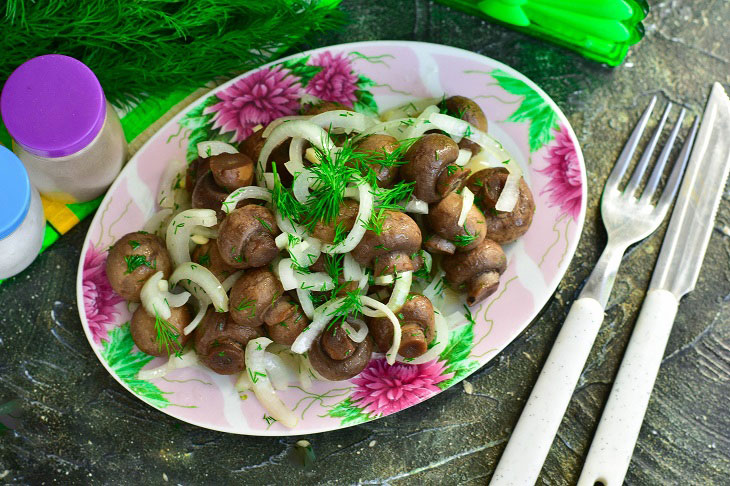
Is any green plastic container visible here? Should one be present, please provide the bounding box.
[437,0,649,66]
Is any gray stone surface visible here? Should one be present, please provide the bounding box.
[0,0,728,484]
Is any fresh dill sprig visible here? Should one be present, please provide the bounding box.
[326,288,364,329]
[271,162,305,227]
[453,224,479,247]
[373,180,415,212]
[124,254,155,274]
[154,309,182,358]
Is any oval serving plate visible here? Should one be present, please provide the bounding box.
[76,41,586,436]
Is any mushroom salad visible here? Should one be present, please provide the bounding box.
[104,96,535,428]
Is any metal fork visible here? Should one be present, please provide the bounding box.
[489,97,699,486]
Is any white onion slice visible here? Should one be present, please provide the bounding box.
[455,149,472,166]
[395,309,448,365]
[386,271,413,313]
[261,116,311,138]
[351,118,421,143]
[423,270,446,303]
[374,274,394,285]
[458,187,475,227]
[169,263,228,313]
[495,172,520,212]
[343,253,364,282]
[287,138,307,175]
[221,270,243,291]
[245,337,297,428]
[343,317,369,343]
[278,258,298,290]
[140,271,191,320]
[138,348,199,380]
[297,354,314,391]
[264,353,290,391]
[405,198,428,214]
[157,158,187,209]
[428,113,508,157]
[235,371,253,391]
[292,168,315,204]
[184,302,208,336]
[166,209,217,266]
[197,141,238,158]
[321,178,373,254]
[380,98,441,121]
[220,185,272,214]
[278,258,334,292]
[290,298,344,354]
[309,110,377,134]
[420,250,433,274]
[191,225,218,240]
[143,208,173,238]
[258,121,335,183]
[361,296,401,365]
[297,288,315,320]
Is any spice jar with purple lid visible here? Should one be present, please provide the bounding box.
[1,54,127,203]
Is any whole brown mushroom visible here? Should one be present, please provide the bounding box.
[209,152,255,191]
[440,96,488,154]
[352,134,400,187]
[186,156,210,194]
[191,241,236,282]
[238,129,292,186]
[367,293,435,359]
[351,210,422,276]
[443,238,507,306]
[130,305,192,357]
[194,308,262,375]
[217,204,279,269]
[106,232,172,302]
[402,134,470,203]
[427,192,487,253]
[467,168,535,244]
[300,101,353,115]
[310,200,359,244]
[191,171,230,221]
[308,326,374,381]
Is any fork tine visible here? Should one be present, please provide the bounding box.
[625,103,673,197]
[638,107,687,204]
[655,116,700,213]
[604,96,657,192]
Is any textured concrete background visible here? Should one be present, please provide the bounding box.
[0,0,729,484]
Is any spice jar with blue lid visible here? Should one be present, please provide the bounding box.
[0,145,45,279]
[1,54,127,203]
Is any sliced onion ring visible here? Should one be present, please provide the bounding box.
[361,296,401,365]
[342,317,369,343]
[166,209,217,266]
[290,298,344,354]
[405,198,428,214]
[455,149,472,166]
[197,141,238,158]
[457,187,475,227]
[140,271,191,320]
[221,186,272,214]
[321,178,373,254]
[138,348,199,380]
[169,262,228,313]
[245,337,298,428]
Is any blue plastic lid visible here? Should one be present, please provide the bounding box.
[0,145,32,239]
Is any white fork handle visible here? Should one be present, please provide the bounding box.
[577,289,679,486]
[490,297,605,486]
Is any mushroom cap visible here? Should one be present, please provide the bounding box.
[217,204,280,269]
[209,152,255,191]
[351,210,422,272]
[367,293,435,358]
[443,238,507,305]
[352,134,400,188]
[186,156,210,195]
[428,192,486,252]
[191,171,231,221]
[441,96,488,153]
[300,101,352,115]
[238,129,292,185]
[402,134,460,203]
[310,199,359,244]
[194,308,262,375]
[229,267,286,327]
[467,168,535,244]
[308,332,374,381]
[130,305,191,357]
[423,234,456,255]
[106,232,172,302]
[321,324,356,361]
[265,303,309,346]
[191,241,236,283]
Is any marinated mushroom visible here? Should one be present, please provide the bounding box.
[217,204,280,268]
[439,96,488,154]
[300,101,353,115]
[209,152,255,191]
[191,171,230,221]
[423,234,456,255]
[191,241,236,282]
[266,303,309,346]
[352,134,400,187]
[238,129,292,185]
[308,327,374,381]
[351,210,422,276]
[402,134,470,203]
[106,232,173,301]
[367,293,435,358]
[229,268,290,327]
[185,156,210,194]
[310,200,359,244]
[194,308,262,374]
[443,238,507,306]
[427,192,486,253]
[467,168,535,244]
[130,305,191,357]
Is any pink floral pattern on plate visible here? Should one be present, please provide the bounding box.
[77,41,586,436]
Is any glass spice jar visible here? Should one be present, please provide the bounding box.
[0,54,127,203]
[0,146,45,279]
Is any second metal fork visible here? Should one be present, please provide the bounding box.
[489,97,699,486]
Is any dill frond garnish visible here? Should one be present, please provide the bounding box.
[124,254,155,274]
[154,308,182,358]
[453,224,479,247]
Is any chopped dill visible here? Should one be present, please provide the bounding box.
[235,297,256,316]
[198,252,211,266]
[326,288,364,329]
[255,216,273,233]
[154,308,182,358]
[446,165,459,176]
[124,254,154,274]
[453,225,479,247]
[271,162,304,227]
[128,240,140,250]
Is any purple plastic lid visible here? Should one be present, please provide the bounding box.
[1,54,107,158]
